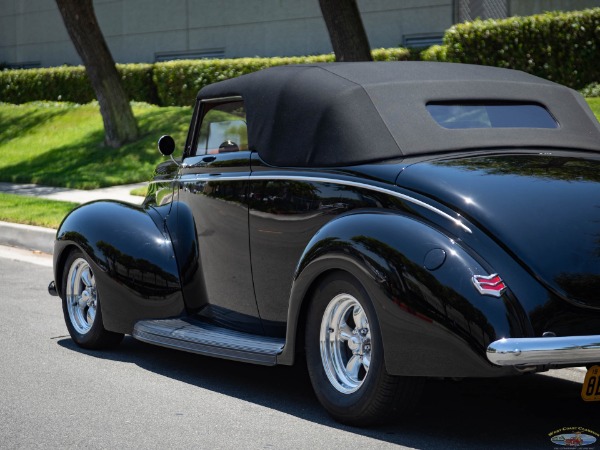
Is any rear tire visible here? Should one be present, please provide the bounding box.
[61,250,123,349]
[305,272,422,426]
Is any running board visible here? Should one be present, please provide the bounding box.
[132,318,285,366]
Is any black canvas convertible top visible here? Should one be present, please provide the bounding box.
[197,62,600,167]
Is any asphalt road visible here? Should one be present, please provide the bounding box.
[0,246,597,450]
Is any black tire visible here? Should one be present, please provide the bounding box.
[305,272,422,426]
[61,250,124,349]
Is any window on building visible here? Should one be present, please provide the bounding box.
[154,49,225,63]
[455,0,508,23]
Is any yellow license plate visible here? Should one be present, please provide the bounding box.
[582,365,600,401]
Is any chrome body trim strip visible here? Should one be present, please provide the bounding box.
[179,173,472,233]
[199,95,244,104]
[487,335,600,366]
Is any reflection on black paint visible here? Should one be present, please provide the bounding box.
[62,230,94,258]
[555,273,600,306]
[434,155,600,183]
[249,180,412,217]
[180,176,261,333]
[250,178,443,328]
[249,180,322,214]
[529,291,600,337]
[352,235,495,351]
[406,153,600,310]
[96,240,179,297]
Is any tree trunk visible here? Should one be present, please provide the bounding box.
[319,0,373,62]
[56,0,138,148]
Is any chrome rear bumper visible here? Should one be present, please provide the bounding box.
[487,335,600,367]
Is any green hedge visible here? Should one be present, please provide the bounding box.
[0,63,157,105]
[117,64,159,104]
[0,48,409,107]
[422,8,600,89]
[581,82,600,97]
[151,48,411,106]
[0,64,158,104]
[0,65,92,104]
[152,56,331,107]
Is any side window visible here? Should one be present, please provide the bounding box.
[195,100,248,155]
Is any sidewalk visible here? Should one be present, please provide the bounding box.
[0,182,146,204]
[0,182,147,254]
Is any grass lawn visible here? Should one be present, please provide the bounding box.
[0,193,78,228]
[130,185,148,197]
[0,101,191,189]
[586,97,600,119]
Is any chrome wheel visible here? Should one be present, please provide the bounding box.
[307,274,423,425]
[320,293,371,394]
[66,258,97,335]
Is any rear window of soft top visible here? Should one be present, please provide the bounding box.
[426,102,558,129]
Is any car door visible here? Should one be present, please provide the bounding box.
[176,97,263,334]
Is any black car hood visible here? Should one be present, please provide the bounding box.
[396,151,600,308]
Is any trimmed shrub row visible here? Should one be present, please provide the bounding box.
[581,82,600,97]
[0,48,410,107]
[422,8,600,89]
[0,63,157,105]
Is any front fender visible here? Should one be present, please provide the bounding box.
[54,200,185,334]
[280,212,526,377]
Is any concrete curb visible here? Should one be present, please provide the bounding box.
[0,221,56,255]
[0,182,147,255]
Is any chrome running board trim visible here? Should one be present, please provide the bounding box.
[133,318,285,366]
[487,335,600,366]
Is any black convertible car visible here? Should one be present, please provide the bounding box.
[49,62,600,425]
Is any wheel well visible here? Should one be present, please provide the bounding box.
[292,268,357,361]
[54,244,78,297]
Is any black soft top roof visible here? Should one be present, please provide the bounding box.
[197,62,600,167]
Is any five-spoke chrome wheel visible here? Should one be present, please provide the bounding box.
[66,258,97,334]
[61,250,124,349]
[320,293,371,394]
[306,272,423,426]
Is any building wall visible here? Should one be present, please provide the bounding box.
[0,0,75,67]
[509,0,599,16]
[0,0,594,68]
[0,0,453,67]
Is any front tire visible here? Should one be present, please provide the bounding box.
[61,250,123,349]
[305,272,422,426]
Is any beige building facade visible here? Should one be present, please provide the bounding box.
[0,0,597,68]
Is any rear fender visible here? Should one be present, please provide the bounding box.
[279,212,525,377]
[54,200,185,334]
